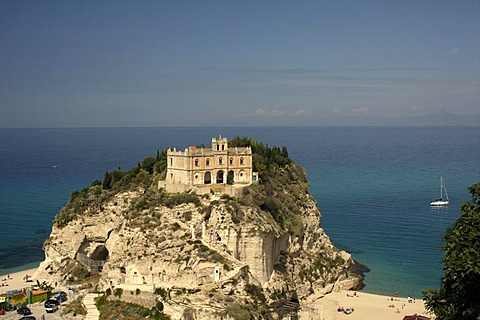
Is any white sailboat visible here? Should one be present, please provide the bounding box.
[430,176,449,206]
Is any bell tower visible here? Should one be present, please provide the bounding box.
[212,135,228,151]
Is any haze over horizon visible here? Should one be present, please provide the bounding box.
[1,1,479,128]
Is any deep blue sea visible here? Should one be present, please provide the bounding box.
[1,127,479,298]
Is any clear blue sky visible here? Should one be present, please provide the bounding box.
[1,0,479,127]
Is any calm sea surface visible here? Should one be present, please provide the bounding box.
[1,127,479,297]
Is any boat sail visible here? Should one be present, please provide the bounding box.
[430,176,449,206]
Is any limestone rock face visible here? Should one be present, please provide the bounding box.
[36,172,360,319]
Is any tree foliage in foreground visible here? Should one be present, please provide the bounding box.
[423,182,480,320]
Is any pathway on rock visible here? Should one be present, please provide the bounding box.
[83,293,100,320]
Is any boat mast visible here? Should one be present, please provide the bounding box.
[440,177,443,199]
[442,177,449,202]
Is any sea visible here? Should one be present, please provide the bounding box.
[1,126,479,298]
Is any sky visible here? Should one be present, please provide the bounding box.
[1,0,479,127]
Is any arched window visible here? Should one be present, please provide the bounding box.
[206,158,210,166]
[227,170,234,184]
[229,157,233,165]
[204,172,212,184]
[195,159,199,167]
[219,157,223,165]
[216,171,224,184]
[222,145,225,151]
[240,157,244,165]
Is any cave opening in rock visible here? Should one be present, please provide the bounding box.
[90,245,109,261]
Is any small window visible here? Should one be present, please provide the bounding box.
[219,157,223,165]
[195,159,199,167]
[195,174,198,179]
[206,158,210,166]
[240,157,244,165]
[240,172,243,177]
[217,145,219,151]
[222,145,225,151]
[229,157,233,165]
[170,158,173,166]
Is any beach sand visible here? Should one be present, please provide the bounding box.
[300,290,432,320]
[0,267,38,294]
[2,268,432,319]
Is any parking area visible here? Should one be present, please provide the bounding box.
[1,301,66,320]
[2,303,64,320]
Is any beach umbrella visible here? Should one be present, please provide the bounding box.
[402,315,430,320]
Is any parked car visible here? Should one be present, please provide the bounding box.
[54,291,68,303]
[55,290,67,296]
[16,306,32,315]
[55,294,68,303]
[44,298,60,313]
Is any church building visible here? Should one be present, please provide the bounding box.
[166,136,257,187]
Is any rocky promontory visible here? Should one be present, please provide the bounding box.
[35,137,361,319]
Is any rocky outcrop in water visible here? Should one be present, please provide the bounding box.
[35,140,360,319]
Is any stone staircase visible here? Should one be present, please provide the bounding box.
[83,293,100,320]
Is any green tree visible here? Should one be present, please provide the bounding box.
[423,182,480,320]
[113,288,123,298]
[140,156,157,173]
[102,171,111,189]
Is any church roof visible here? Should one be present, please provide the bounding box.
[185,146,250,156]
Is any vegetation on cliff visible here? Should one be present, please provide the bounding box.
[96,292,170,320]
[423,182,480,320]
[55,136,309,237]
[229,137,309,234]
[47,136,346,319]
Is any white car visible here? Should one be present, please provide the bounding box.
[44,298,60,313]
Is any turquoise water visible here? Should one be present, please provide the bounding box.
[1,127,479,298]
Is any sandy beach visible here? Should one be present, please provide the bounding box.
[300,290,431,320]
[0,267,38,294]
[2,267,432,319]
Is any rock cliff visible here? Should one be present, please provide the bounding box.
[35,138,360,319]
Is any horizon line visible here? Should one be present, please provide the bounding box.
[1,124,479,130]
